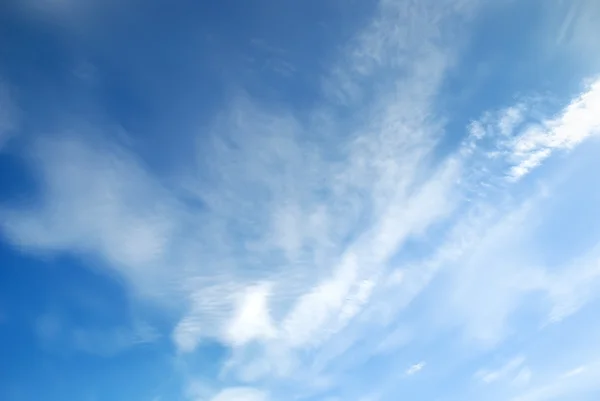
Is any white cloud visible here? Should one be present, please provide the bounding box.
[173,314,204,354]
[281,252,361,348]
[422,186,600,347]
[507,79,600,180]
[4,2,600,401]
[365,128,600,353]
[1,2,476,369]
[442,206,546,346]
[0,136,178,296]
[510,361,600,401]
[463,78,600,182]
[170,0,473,362]
[497,105,526,136]
[224,283,277,347]
[174,281,278,352]
[476,357,527,384]
[208,388,267,401]
[4,78,600,401]
[544,245,600,324]
[553,0,600,67]
[406,362,426,376]
[512,367,533,387]
[562,366,586,379]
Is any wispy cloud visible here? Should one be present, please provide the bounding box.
[208,388,268,401]
[510,362,600,401]
[0,135,179,294]
[506,80,600,180]
[2,0,600,401]
[0,2,478,396]
[554,0,600,67]
[35,312,159,356]
[476,357,527,384]
[406,361,426,376]
[467,78,600,181]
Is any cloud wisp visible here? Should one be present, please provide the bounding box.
[2,1,600,401]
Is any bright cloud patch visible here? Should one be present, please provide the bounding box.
[209,388,267,401]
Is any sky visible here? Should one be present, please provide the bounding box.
[1,0,600,400]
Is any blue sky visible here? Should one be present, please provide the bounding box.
[1,0,600,400]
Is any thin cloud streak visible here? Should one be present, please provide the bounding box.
[406,362,426,375]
